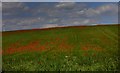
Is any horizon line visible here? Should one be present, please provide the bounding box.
[2,24,119,32]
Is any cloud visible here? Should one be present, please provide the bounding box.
[55,2,76,9]
[2,2,28,10]
[2,2,118,31]
[42,24,59,28]
[2,2,30,17]
[97,3,118,15]
[17,18,43,25]
[48,18,60,23]
[2,18,43,31]
[28,2,87,18]
[3,17,45,27]
[85,3,118,17]
[60,18,97,26]
[2,16,61,31]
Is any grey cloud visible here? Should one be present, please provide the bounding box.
[17,18,44,25]
[3,17,45,26]
[2,2,30,17]
[2,2,24,9]
[50,4,87,18]
[85,3,118,17]
[32,3,87,18]
[3,16,62,31]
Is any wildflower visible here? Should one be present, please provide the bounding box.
[65,56,68,58]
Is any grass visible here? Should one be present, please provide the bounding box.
[2,25,119,71]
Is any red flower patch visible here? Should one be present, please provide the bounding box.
[58,42,73,51]
[3,37,73,55]
[3,40,48,55]
[82,47,89,51]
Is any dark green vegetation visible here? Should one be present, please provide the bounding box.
[2,25,119,71]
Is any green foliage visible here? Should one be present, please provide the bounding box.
[2,25,119,71]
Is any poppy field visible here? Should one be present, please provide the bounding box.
[2,25,119,71]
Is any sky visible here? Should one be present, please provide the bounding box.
[2,2,118,31]
[1,0,120,2]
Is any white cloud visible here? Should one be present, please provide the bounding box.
[56,2,75,9]
[76,10,85,15]
[61,18,96,26]
[72,21,80,25]
[98,4,118,13]
[42,24,59,28]
[85,3,118,17]
[82,20,90,24]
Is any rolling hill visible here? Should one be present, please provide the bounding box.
[2,25,119,71]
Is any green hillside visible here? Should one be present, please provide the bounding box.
[2,25,119,71]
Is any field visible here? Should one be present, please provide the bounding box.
[2,25,119,71]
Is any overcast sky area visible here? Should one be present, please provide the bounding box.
[2,2,118,31]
